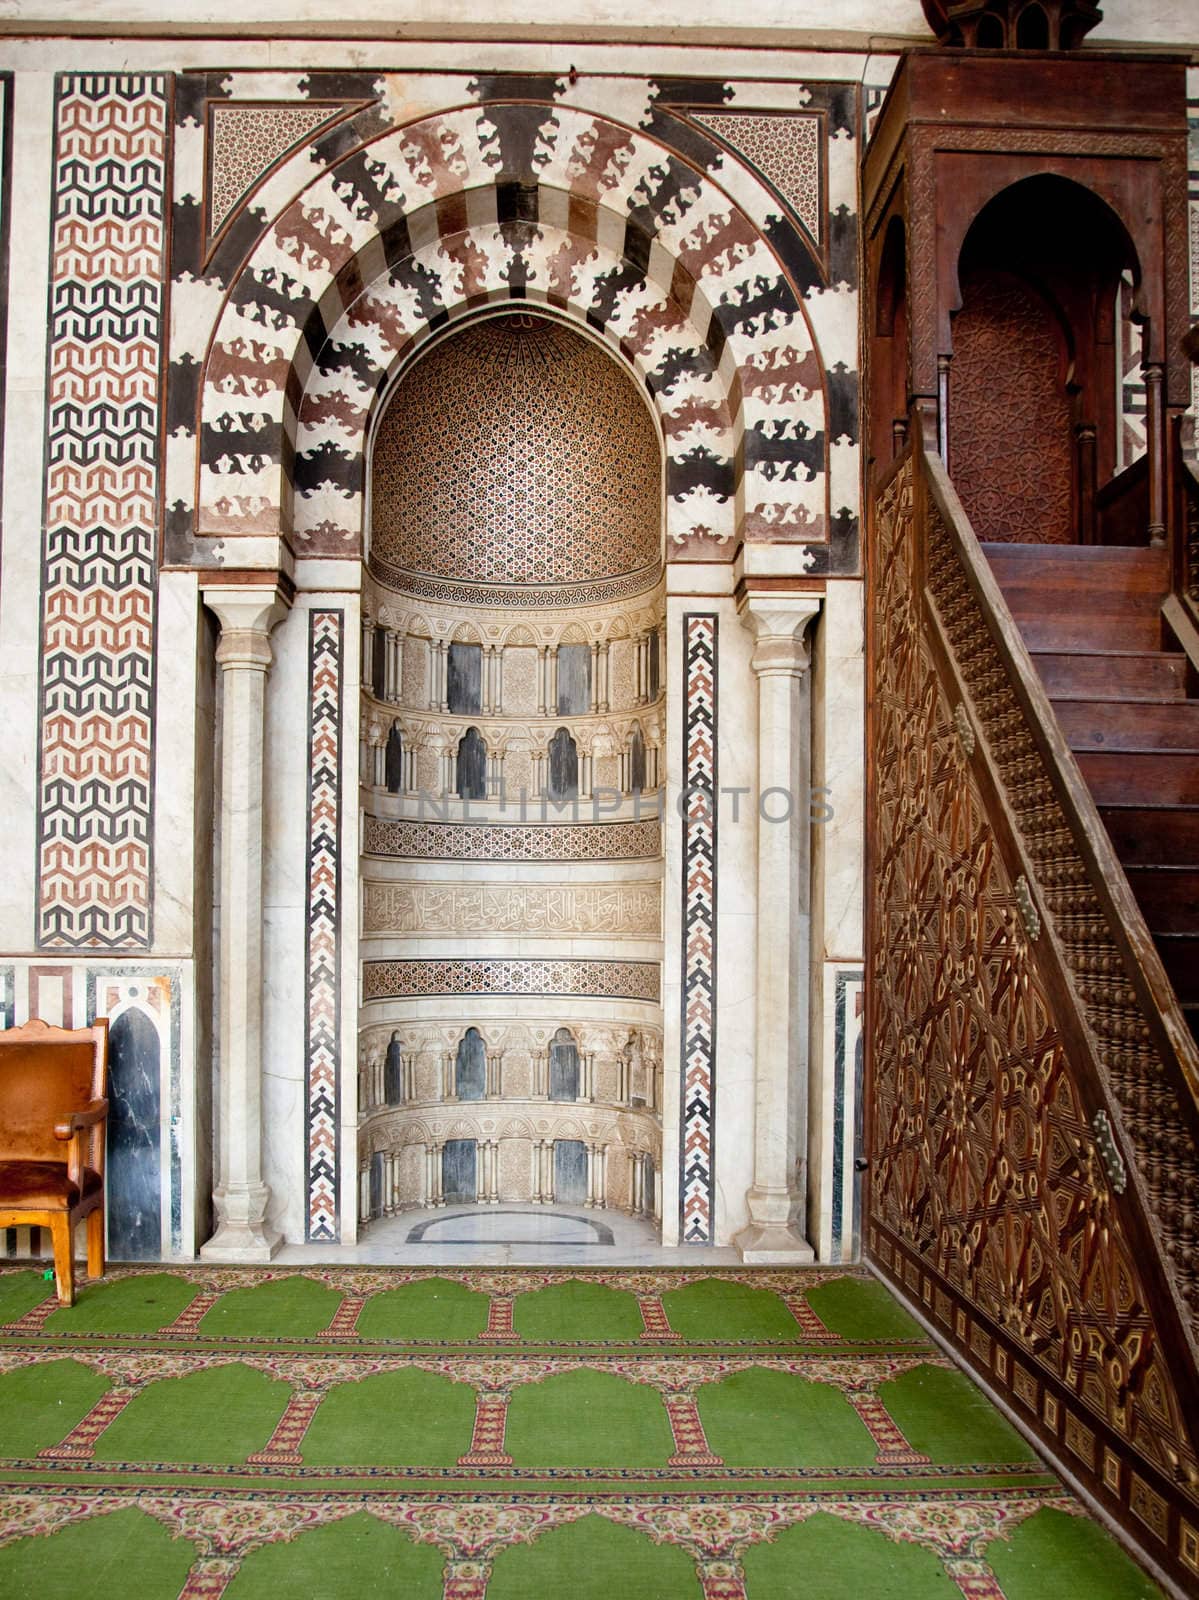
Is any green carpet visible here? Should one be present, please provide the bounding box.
[698,1367,877,1468]
[0,1358,110,1458]
[0,1505,196,1600]
[224,1510,444,1600]
[45,1274,197,1335]
[505,1367,676,1468]
[302,1368,476,1466]
[355,1276,488,1341]
[488,1512,703,1599]
[0,1263,1165,1598]
[740,1511,962,1599]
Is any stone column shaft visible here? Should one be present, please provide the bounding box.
[201,587,288,1262]
[734,594,820,1264]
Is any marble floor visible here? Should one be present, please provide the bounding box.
[274,1202,744,1266]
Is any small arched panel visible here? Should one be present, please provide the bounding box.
[455,1029,486,1103]
[456,728,487,802]
[385,724,404,795]
[547,729,578,803]
[549,1028,580,1103]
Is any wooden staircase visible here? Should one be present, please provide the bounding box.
[982,542,1199,1041]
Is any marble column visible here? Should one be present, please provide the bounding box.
[200,584,289,1262]
[734,594,821,1264]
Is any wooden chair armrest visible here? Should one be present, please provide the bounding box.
[54,1099,109,1140]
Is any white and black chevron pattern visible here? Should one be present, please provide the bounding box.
[305,610,343,1242]
[680,612,718,1244]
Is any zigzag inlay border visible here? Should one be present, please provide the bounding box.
[305,610,343,1243]
[36,73,169,949]
[680,612,718,1244]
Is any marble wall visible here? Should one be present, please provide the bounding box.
[0,20,930,1261]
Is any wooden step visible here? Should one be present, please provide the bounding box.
[1124,867,1199,934]
[1032,651,1188,702]
[1054,700,1199,751]
[988,565,1167,619]
[1099,806,1199,866]
[1012,613,1164,652]
[982,541,1169,597]
[1156,933,1199,1007]
[1076,751,1199,806]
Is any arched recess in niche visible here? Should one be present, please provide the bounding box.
[356,300,667,1228]
[946,174,1141,545]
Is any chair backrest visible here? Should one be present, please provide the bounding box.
[0,1018,108,1168]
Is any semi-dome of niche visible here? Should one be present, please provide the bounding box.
[370,313,661,605]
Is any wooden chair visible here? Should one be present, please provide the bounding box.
[0,1017,109,1305]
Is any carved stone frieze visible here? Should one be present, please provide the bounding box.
[363,816,662,862]
[361,881,662,937]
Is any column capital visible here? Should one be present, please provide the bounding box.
[737,593,822,676]
[203,583,291,669]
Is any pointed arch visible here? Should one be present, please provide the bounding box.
[195,103,833,563]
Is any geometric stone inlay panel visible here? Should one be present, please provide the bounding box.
[363,959,661,1004]
[37,74,169,948]
[208,102,340,236]
[363,817,662,862]
[693,112,822,242]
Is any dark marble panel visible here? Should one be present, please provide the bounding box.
[556,644,590,716]
[549,1033,579,1102]
[385,724,403,794]
[455,1028,486,1102]
[630,726,647,794]
[447,642,482,714]
[547,727,578,801]
[456,727,487,801]
[554,1139,587,1204]
[373,627,387,698]
[105,1008,161,1261]
[384,1032,404,1105]
[442,1138,477,1204]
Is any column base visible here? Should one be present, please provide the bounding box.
[201,1185,282,1261]
[733,1221,816,1265]
[200,1219,282,1262]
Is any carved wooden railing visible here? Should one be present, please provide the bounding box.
[1176,417,1199,635]
[867,444,1199,1589]
[921,449,1199,1324]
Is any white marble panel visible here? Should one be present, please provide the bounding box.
[0,73,53,949]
